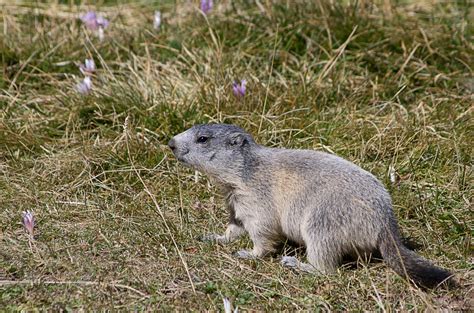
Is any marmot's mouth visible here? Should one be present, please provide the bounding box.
[173,149,189,163]
[176,156,194,168]
[177,156,187,163]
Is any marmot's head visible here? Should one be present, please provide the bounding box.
[168,124,257,183]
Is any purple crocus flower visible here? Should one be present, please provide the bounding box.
[154,11,161,30]
[81,11,109,41]
[22,210,35,237]
[76,76,92,95]
[388,165,398,185]
[223,297,238,313]
[232,79,247,98]
[200,0,213,14]
[79,59,95,75]
[80,11,109,31]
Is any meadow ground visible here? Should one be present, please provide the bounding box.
[1,0,473,310]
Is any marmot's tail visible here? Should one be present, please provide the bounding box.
[378,230,456,289]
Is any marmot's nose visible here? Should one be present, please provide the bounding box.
[168,138,176,151]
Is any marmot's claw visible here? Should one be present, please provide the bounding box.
[280,256,299,268]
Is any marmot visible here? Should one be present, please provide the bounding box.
[168,123,455,288]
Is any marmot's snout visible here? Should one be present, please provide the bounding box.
[168,136,190,162]
[168,138,176,152]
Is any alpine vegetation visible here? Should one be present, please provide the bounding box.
[1,0,471,311]
[80,11,109,41]
[76,76,92,95]
[21,211,35,238]
[232,80,247,98]
[79,59,96,75]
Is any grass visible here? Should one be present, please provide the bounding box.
[1,0,473,310]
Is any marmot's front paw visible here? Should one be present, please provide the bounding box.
[198,233,222,242]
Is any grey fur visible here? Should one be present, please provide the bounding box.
[168,124,455,289]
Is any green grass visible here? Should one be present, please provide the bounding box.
[1,0,473,310]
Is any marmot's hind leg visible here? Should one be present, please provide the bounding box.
[281,238,339,274]
[305,242,339,274]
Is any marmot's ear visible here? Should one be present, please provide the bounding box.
[228,133,248,147]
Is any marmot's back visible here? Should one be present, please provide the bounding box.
[260,147,391,207]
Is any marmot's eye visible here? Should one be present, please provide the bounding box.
[197,136,209,143]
